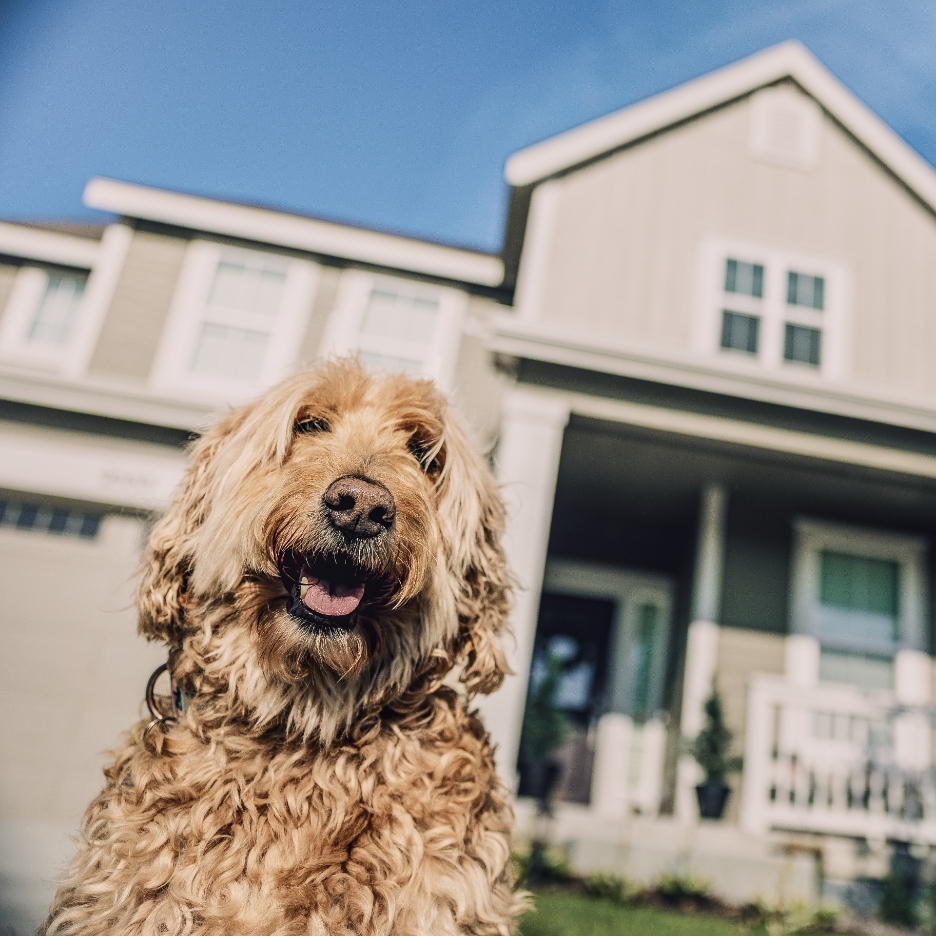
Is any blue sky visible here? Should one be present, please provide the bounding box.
[1,1,935,251]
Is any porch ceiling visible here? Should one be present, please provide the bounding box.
[548,415,936,572]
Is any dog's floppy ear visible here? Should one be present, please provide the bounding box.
[137,420,232,643]
[436,410,512,696]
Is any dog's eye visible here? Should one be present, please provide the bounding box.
[294,417,330,435]
[408,436,443,479]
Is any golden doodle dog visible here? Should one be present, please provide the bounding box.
[43,358,522,936]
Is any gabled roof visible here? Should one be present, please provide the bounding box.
[83,178,504,287]
[503,40,936,217]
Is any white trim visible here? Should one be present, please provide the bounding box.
[488,314,936,435]
[513,180,561,321]
[513,385,936,482]
[65,223,134,379]
[0,364,215,431]
[0,421,186,510]
[149,240,319,405]
[0,267,91,373]
[789,518,928,658]
[504,40,936,219]
[694,238,850,380]
[318,269,466,390]
[0,222,100,268]
[83,177,504,287]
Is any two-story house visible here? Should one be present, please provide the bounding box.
[4,39,936,928]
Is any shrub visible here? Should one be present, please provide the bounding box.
[654,872,712,905]
[584,872,636,904]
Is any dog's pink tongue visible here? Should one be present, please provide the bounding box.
[303,576,365,617]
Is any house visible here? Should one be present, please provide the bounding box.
[3,38,936,927]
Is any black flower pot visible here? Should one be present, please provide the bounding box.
[695,780,731,819]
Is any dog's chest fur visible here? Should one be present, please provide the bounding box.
[47,689,515,936]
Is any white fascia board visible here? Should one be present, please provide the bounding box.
[504,41,936,215]
[0,420,187,511]
[0,221,100,269]
[489,314,936,436]
[530,386,936,484]
[83,177,504,287]
[0,365,216,433]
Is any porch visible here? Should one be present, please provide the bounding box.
[485,371,936,900]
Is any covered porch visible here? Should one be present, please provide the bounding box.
[482,372,936,898]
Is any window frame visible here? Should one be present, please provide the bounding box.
[0,264,92,370]
[789,518,927,674]
[695,238,848,380]
[318,269,466,389]
[149,240,319,402]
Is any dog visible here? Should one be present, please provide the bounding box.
[42,358,522,936]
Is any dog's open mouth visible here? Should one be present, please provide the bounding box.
[279,551,369,632]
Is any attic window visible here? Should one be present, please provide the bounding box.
[749,86,821,171]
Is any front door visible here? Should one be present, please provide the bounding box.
[517,559,674,805]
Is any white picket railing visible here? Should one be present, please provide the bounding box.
[740,674,936,842]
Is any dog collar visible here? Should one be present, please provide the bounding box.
[144,663,191,737]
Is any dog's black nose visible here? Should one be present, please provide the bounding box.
[323,476,396,538]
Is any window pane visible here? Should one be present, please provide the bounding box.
[784,323,821,365]
[360,289,439,345]
[207,261,285,316]
[819,650,893,690]
[787,271,824,309]
[190,323,269,381]
[818,551,899,644]
[720,310,759,353]
[820,552,899,616]
[724,259,764,298]
[26,273,87,346]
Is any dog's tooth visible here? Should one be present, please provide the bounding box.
[300,575,309,599]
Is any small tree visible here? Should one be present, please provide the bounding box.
[688,687,742,783]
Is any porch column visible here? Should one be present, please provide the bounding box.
[676,482,727,821]
[476,387,570,782]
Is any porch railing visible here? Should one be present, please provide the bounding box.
[740,674,936,843]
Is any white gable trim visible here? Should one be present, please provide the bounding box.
[83,178,504,287]
[504,41,936,219]
[0,222,100,269]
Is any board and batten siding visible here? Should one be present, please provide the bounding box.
[88,229,189,381]
[528,81,936,401]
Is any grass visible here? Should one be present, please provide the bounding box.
[518,891,740,936]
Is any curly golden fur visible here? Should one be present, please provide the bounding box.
[43,359,522,936]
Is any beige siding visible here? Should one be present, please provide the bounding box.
[535,84,936,400]
[296,264,341,368]
[714,627,785,823]
[0,262,19,326]
[452,296,511,453]
[89,230,188,381]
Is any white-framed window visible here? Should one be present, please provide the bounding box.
[0,265,91,369]
[695,239,847,380]
[790,519,927,691]
[149,241,319,401]
[318,269,466,389]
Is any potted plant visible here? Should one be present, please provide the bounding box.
[688,687,741,819]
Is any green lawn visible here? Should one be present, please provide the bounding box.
[518,892,739,936]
